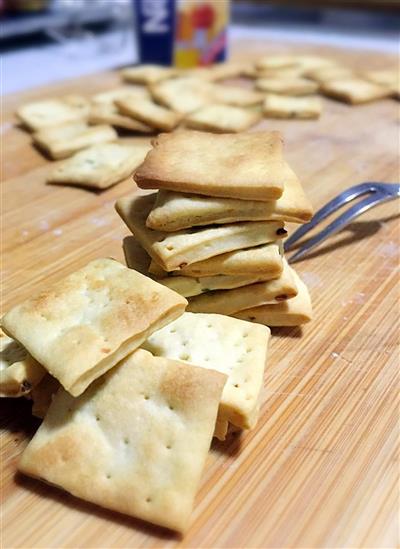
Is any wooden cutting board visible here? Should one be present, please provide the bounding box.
[1,40,399,549]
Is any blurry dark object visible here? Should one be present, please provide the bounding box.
[134,0,229,67]
[4,0,51,13]
[134,0,177,66]
[236,0,400,11]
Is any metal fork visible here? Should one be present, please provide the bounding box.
[285,182,400,263]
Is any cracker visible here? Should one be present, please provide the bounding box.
[288,55,336,72]
[211,85,264,107]
[48,142,151,190]
[256,77,319,96]
[146,170,312,232]
[17,95,90,131]
[154,242,284,277]
[185,104,261,133]
[234,269,312,326]
[52,141,151,187]
[91,86,150,105]
[177,67,215,80]
[161,274,276,298]
[116,194,285,271]
[305,66,355,83]
[257,67,308,79]
[143,312,270,430]
[30,374,60,419]
[123,236,272,297]
[19,349,225,532]
[186,258,297,315]
[116,97,182,132]
[263,94,322,119]
[206,63,245,81]
[256,55,334,72]
[320,78,391,104]
[32,122,117,160]
[89,103,153,133]
[1,258,187,396]
[362,69,398,87]
[121,65,178,84]
[0,328,46,397]
[135,131,288,201]
[150,77,213,114]
[256,55,299,71]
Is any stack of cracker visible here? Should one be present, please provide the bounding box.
[2,257,272,532]
[116,130,314,327]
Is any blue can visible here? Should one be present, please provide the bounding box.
[134,0,177,66]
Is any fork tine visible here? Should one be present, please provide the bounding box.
[287,192,396,263]
[284,183,373,251]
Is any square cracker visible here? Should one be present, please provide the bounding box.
[256,77,319,96]
[134,131,288,201]
[0,328,46,397]
[146,170,312,232]
[263,94,322,119]
[91,86,150,105]
[47,142,151,190]
[1,258,187,396]
[32,121,117,160]
[89,103,153,133]
[234,269,312,326]
[116,97,182,132]
[121,64,178,84]
[150,77,213,114]
[206,63,245,81]
[115,193,285,271]
[150,242,284,278]
[362,69,398,87]
[257,67,307,80]
[320,78,391,104]
[123,236,275,298]
[186,258,297,315]
[185,104,261,133]
[256,55,299,71]
[17,95,90,131]
[211,85,264,107]
[305,66,355,83]
[256,55,334,72]
[143,312,270,431]
[19,349,226,532]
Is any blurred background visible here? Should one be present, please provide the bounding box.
[1,0,399,95]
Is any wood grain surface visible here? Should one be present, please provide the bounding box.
[1,40,399,549]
